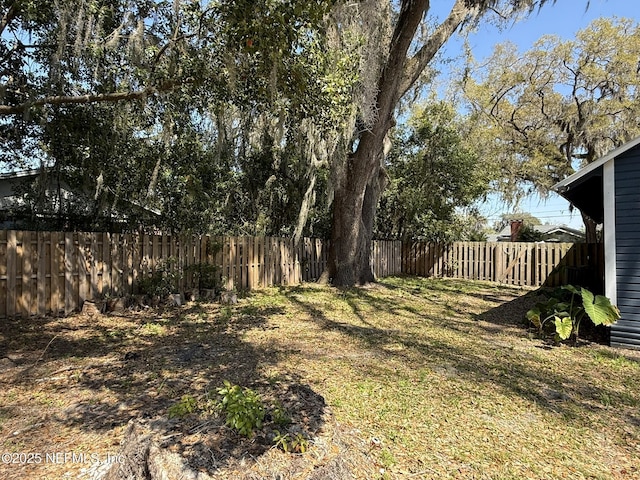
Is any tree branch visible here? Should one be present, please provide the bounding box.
[0,81,180,115]
[399,0,475,99]
[0,2,19,37]
[374,0,430,126]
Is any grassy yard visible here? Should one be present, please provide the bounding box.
[1,276,639,479]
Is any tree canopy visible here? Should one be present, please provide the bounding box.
[462,17,640,239]
[376,100,489,241]
[1,0,344,234]
[2,0,563,283]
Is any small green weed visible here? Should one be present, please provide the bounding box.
[599,392,613,407]
[141,322,167,336]
[220,306,233,321]
[592,350,638,369]
[168,394,197,419]
[271,401,291,426]
[379,448,397,468]
[273,431,309,453]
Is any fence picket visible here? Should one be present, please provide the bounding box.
[37,232,46,316]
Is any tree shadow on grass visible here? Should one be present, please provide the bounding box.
[280,281,638,428]
[376,277,533,325]
[471,289,543,329]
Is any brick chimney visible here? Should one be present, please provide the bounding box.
[510,220,523,242]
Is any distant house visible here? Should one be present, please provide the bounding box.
[553,136,640,349]
[487,223,585,243]
[0,168,160,231]
[0,169,65,229]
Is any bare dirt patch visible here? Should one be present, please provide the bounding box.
[0,302,375,479]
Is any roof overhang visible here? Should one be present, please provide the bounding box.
[553,136,640,224]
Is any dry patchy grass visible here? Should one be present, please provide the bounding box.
[1,276,639,479]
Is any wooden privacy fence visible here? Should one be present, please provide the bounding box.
[402,241,603,288]
[0,231,402,319]
[0,230,601,320]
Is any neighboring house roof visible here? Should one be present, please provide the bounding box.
[0,168,161,218]
[553,136,640,223]
[0,168,43,180]
[491,224,585,242]
[0,168,74,210]
[533,224,585,239]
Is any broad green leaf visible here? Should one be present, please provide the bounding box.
[581,289,621,326]
[526,308,542,328]
[547,298,559,308]
[554,316,573,340]
[562,285,581,295]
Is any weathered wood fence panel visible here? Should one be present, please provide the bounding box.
[0,231,602,319]
[401,241,603,289]
[0,232,403,319]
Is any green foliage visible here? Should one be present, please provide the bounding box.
[581,288,621,327]
[517,224,544,242]
[270,401,291,427]
[273,431,309,454]
[376,100,490,241]
[185,263,221,292]
[168,394,198,419]
[217,381,265,437]
[526,285,620,342]
[553,315,573,340]
[166,382,296,443]
[0,0,339,237]
[468,230,489,242]
[0,0,561,245]
[494,213,542,233]
[137,258,181,297]
[463,18,640,204]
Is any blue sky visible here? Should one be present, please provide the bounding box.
[431,0,639,231]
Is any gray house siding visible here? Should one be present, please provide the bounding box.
[613,145,640,348]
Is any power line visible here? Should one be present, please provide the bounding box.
[483,213,579,220]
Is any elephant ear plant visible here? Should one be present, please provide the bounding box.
[526,285,620,343]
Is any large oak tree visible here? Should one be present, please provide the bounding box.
[324,0,557,285]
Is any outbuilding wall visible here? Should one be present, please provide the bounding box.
[612,144,640,348]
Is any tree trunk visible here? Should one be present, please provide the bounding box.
[582,211,599,243]
[103,421,214,480]
[327,136,382,285]
[323,0,477,287]
[326,0,432,286]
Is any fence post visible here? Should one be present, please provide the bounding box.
[493,243,502,283]
[5,231,15,317]
[37,231,46,316]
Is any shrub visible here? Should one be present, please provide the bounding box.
[137,257,181,297]
[168,394,198,418]
[217,381,265,437]
[273,431,309,453]
[526,285,620,343]
[185,263,221,292]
